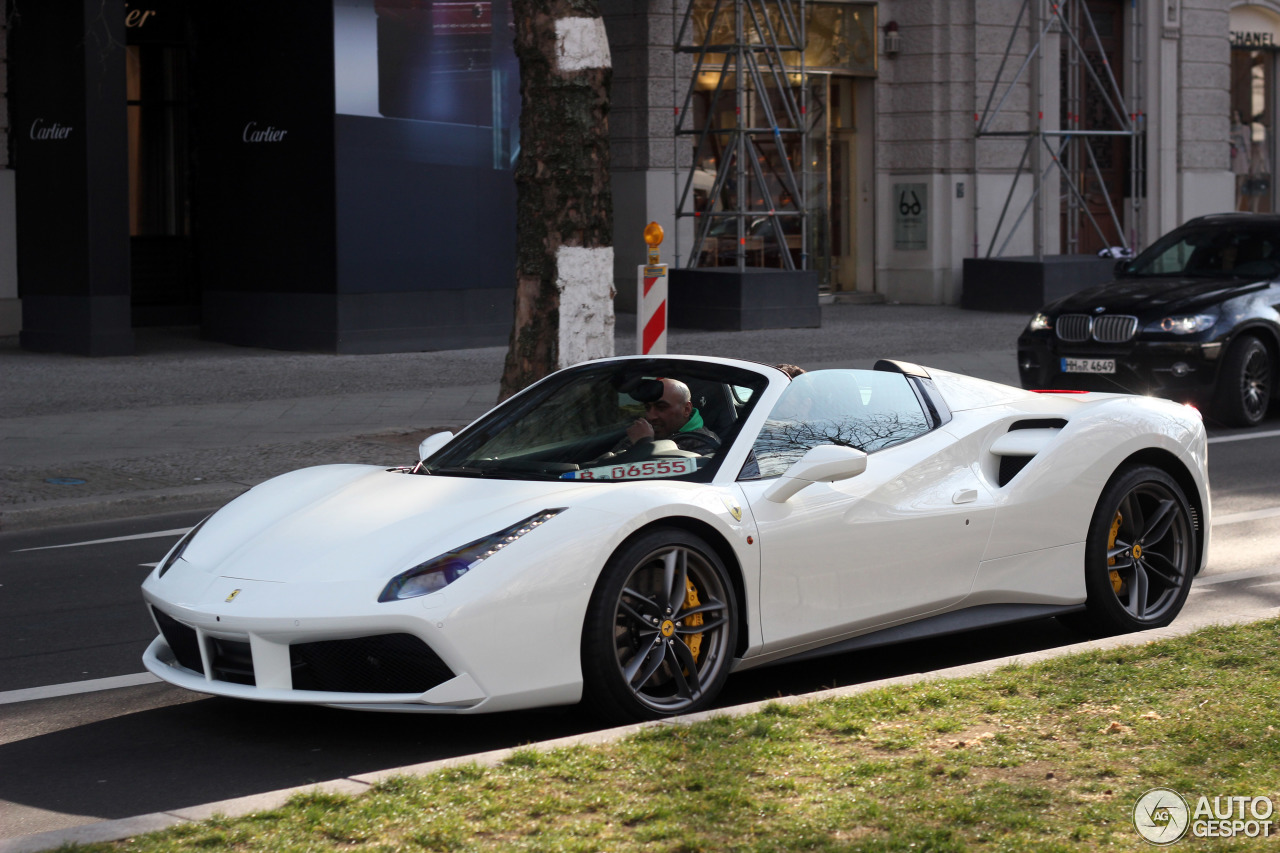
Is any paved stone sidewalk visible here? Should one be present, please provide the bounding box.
[0,303,1031,529]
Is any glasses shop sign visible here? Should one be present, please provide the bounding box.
[893,182,927,250]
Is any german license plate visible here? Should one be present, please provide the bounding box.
[1061,357,1115,374]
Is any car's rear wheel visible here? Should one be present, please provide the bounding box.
[1062,465,1195,637]
[581,528,737,723]
[1213,335,1271,427]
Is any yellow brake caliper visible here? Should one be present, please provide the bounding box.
[683,578,705,662]
[1108,511,1126,594]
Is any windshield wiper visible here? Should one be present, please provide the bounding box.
[428,465,501,478]
[428,465,557,481]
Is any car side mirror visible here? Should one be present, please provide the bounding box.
[1114,259,1130,276]
[418,431,454,462]
[763,444,868,503]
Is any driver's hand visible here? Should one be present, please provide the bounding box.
[626,418,654,443]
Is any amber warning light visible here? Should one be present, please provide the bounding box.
[644,221,664,265]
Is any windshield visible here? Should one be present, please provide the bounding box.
[423,359,771,483]
[1122,224,1280,279]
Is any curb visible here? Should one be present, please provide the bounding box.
[0,483,253,532]
[2,607,1271,853]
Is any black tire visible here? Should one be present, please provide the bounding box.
[581,527,737,723]
[1212,335,1272,427]
[1061,465,1195,637]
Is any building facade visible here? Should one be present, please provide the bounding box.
[0,1,1273,353]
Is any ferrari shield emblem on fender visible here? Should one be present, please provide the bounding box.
[225,589,242,603]
[721,496,742,522]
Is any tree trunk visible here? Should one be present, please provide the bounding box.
[498,0,614,401]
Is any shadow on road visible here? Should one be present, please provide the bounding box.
[0,617,1080,823]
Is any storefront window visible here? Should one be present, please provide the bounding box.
[1230,9,1280,213]
[684,0,872,278]
[1231,48,1273,212]
[126,45,191,237]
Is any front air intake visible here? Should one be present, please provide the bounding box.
[289,633,454,694]
[152,607,204,675]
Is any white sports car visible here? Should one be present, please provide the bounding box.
[142,356,1210,722]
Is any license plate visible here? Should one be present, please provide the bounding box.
[1061,357,1115,374]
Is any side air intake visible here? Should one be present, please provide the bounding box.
[990,420,1068,487]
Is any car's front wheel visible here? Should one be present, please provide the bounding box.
[1063,465,1195,637]
[581,528,737,723]
[1213,335,1272,427]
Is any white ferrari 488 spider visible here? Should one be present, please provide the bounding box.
[142,356,1209,722]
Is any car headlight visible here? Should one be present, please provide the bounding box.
[378,509,566,602]
[1028,312,1052,332]
[157,517,210,578]
[1146,314,1217,335]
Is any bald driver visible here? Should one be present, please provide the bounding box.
[617,377,720,456]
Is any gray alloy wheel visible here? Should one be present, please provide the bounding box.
[1063,465,1195,636]
[581,528,736,722]
[1213,336,1271,427]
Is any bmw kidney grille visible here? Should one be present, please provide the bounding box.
[1055,314,1138,343]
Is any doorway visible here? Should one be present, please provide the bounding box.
[127,42,197,326]
[806,74,870,293]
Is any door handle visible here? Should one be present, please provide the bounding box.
[952,488,978,505]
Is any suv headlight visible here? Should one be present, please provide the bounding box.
[1028,312,1052,332]
[1145,314,1217,335]
[378,509,566,602]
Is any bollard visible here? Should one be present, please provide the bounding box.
[638,222,667,354]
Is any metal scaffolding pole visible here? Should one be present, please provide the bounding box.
[674,0,807,271]
[976,0,1143,258]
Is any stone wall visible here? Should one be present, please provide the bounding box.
[1177,0,1234,219]
[877,0,977,174]
[874,1,981,304]
[1182,1,1231,172]
[602,0,693,311]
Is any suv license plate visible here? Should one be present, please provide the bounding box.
[1061,357,1115,374]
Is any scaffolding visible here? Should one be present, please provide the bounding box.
[976,0,1144,259]
[673,0,808,271]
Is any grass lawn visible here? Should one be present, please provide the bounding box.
[72,618,1279,852]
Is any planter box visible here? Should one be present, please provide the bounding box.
[962,255,1119,313]
[669,268,821,331]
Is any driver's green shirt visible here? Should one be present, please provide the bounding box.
[680,408,706,433]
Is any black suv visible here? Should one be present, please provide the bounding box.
[1017,214,1280,427]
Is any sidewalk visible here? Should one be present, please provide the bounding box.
[0,303,1030,531]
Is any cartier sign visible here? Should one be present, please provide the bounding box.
[29,119,74,140]
[242,122,289,143]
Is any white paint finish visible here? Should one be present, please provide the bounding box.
[556,245,615,368]
[988,428,1061,456]
[554,16,612,73]
[745,428,997,651]
[966,542,1085,606]
[974,394,1210,571]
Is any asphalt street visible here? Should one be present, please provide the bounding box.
[2,303,1278,852]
